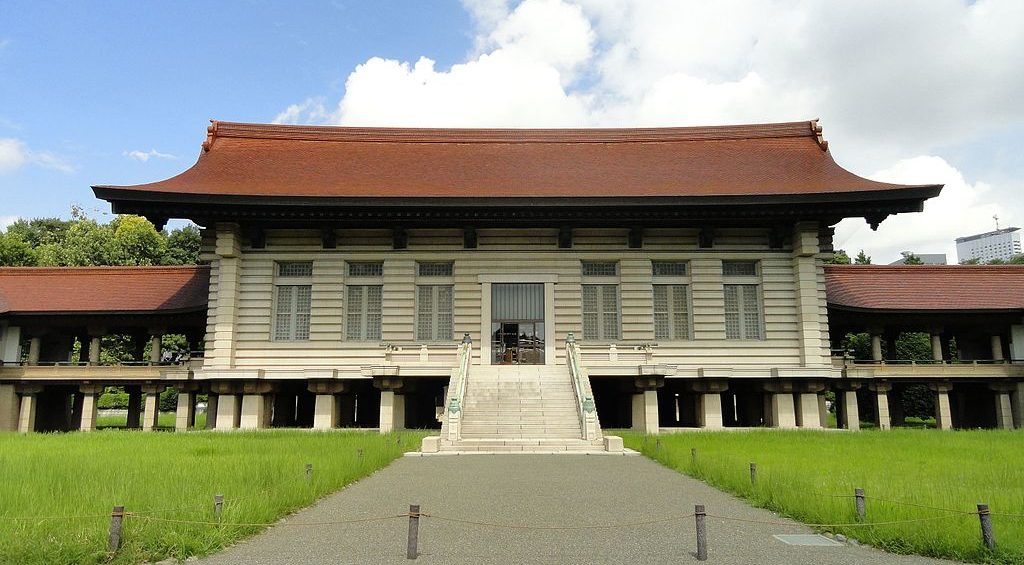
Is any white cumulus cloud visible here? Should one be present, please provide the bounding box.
[0,137,74,174]
[123,149,177,162]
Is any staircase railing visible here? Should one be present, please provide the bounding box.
[445,334,473,441]
[565,333,599,441]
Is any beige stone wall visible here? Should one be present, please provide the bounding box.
[201,223,832,376]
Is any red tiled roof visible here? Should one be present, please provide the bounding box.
[94,120,938,200]
[825,265,1024,312]
[0,266,209,315]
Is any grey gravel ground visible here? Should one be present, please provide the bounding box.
[196,454,958,564]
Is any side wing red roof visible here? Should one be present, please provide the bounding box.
[0,266,209,315]
[825,265,1024,312]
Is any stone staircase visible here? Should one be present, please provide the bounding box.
[432,364,621,453]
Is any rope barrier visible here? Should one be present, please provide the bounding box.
[130,513,409,528]
[705,512,974,528]
[418,513,696,531]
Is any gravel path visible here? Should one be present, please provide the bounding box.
[196,454,957,564]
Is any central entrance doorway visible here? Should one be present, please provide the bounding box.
[491,283,545,365]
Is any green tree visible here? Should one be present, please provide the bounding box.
[901,253,924,265]
[854,250,871,264]
[828,249,851,264]
[164,224,202,265]
[986,258,1006,265]
[961,258,980,265]
[110,215,167,266]
[1010,254,1024,264]
[0,232,36,266]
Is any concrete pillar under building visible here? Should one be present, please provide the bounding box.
[175,392,196,431]
[18,393,37,433]
[27,337,41,366]
[840,391,860,431]
[149,334,163,364]
[698,393,723,430]
[934,385,953,430]
[126,388,142,429]
[313,394,338,430]
[991,335,1005,362]
[817,394,828,428]
[141,392,160,431]
[1012,383,1024,429]
[876,390,891,430]
[88,336,102,365]
[379,391,406,434]
[0,384,19,431]
[78,387,101,432]
[796,393,821,429]
[870,334,883,362]
[205,394,219,430]
[995,393,1014,430]
[240,394,272,430]
[931,333,943,362]
[770,393,797,429]
[216,394,241,430]
[631,391,659,434]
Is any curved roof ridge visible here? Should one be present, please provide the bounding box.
[203,119,825,150]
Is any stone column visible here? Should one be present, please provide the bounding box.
[931,383,953,430]
[931,333,943,362]
[78,385,103,432]
[17,390,39,433]
[698,394,724,429]
[817,394,828,428]
[141,386,163,431]
[870,334,883,362]
[791,223,828,367]
[149,334,163,365]
[1012,383,1024,429]
[27,336,41,366]
[240,394,272,429]
[840,390,860,431]
[216,395,241,430]
[309,380,348,431]
[770,394,797,429]
[88,336,102,366]
[995,393,1014,430]
[379,391,398,433]
[313,395,338,430]
[869,382,892,430]
[0,384,19,431]
[795,390,822,429]
[991,335,1005,362]
[126,387,142,428]
[631,392,660,434]
[175,392,196,431]
[207,223,242,369]
[205,394,219,430]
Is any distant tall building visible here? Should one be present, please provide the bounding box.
[955,227,1022,263]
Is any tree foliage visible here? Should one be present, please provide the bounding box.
[854,250,871,264]
[901,253,924,265]
[0,209,200,267]
[828,249,852,264]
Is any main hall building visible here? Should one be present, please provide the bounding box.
[1,120,1021,452]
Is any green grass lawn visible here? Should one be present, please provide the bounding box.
[618,429,1024,564]
[0,429,425,565]
[96,411,207,429]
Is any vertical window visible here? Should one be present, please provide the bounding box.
[417,285,453,341]
[653,285,690,340]
[582,285,620,340]
[722,260,762,340]
[274,262,313,341]
[346,261,383,341]
[346,285,382,341]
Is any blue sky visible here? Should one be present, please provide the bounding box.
[2,1,1023,263]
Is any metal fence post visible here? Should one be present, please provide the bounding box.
[749,463,757,486]
[305,463,313,482]
[854,488,866,520]
[214,494,224,520]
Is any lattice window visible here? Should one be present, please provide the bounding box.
[346,285,382,341]
[417,262,453,277]
[654,285,691,340]
[582,284,620,340]
[722,260,758,277]
[277,262,313,277]
[582,261,618,277]
[348,262,383,277]
[416,285,453,341]
[274,284,312,340]
[724,284,762,340]
[652,261,688,277]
